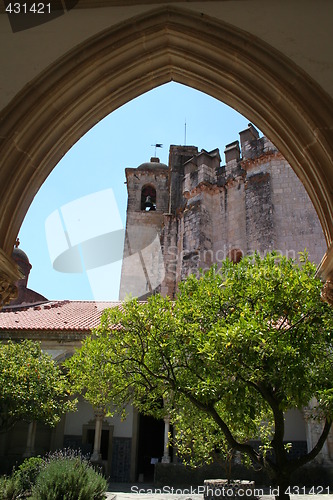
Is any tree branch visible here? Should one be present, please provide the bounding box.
[206,404,270,469]
[173,384,273,471]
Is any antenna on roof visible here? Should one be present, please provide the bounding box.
[184,119,187,145]
[151,143,163,156]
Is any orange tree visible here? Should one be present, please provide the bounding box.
[0,340,75,431]
[66,252,333,499]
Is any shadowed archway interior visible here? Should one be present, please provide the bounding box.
[0,6,333,282]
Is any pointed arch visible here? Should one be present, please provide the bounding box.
[0,6,332,261]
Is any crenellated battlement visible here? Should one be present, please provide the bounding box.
[223,124,278,180]
[120,125,326,302]
[168,124,280,196]
[183,148,220,195]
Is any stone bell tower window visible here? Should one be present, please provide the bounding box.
[141,185,156,211]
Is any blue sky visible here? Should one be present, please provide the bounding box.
[18,82,252,301]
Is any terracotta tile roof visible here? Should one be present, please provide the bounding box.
[0,300,121,332]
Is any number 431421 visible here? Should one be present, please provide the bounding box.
[5,3,51,14]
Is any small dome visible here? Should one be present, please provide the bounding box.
[12,247,32,282]
[12,247,30,265]
[137,157,168,170]
[137,162,168,170]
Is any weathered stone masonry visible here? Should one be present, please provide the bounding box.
[120,123,326,300]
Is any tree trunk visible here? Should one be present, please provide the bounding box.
[272,473,291,500]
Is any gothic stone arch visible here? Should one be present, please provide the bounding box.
[1,7,333,302]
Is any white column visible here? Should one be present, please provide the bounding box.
[161,416,171,463]
[304,404,330,464]
[304,408,313,454]
[23,421,37,458]
[91,409,104,462]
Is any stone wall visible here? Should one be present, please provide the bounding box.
[120,124,326,299]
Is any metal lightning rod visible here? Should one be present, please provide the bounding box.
[151,143,163,156]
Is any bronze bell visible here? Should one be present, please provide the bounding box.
[144,196,154,209]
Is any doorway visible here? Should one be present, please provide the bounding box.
[137,414,164,482]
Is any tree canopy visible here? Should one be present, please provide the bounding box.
[0,340,76,431]
[66,252,333,498]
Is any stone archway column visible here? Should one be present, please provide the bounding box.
[91,409,105,462]
[321,279,333,306]
[161,415,171,463]
[0,249,20,309]
[23,421,37,458]
[318,243,333,307]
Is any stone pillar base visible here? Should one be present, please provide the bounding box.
[90,451,102,462]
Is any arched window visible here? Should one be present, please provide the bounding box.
[141,185,156,211]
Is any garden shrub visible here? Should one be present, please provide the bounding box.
[0,456,44,499]
[14,456,44,493]
[0,473,21,500]
[30,449,107,500]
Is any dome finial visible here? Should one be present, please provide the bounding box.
[15,237,20,248]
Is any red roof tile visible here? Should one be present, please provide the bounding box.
[0,300,120,332]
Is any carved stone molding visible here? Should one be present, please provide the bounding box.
[94,408,106,420]
[0,280,18,308]
[321,279,333,306]
[0,249,21,309]
[317,243,333,307]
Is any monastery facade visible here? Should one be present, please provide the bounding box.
[0,124,332,482]
[120,124,326,300]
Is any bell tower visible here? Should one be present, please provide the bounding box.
[119,157,169,300]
